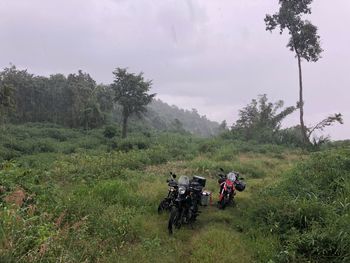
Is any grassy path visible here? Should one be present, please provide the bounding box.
[117,155,295,263]
[117,154,297,263]
[1,141,301,262]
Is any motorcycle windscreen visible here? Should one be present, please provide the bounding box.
[178,175,190,186]
[227,172,237,182]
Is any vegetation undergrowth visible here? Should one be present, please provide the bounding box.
[0,123,348,262]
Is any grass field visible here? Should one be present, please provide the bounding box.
[0,124,349,262]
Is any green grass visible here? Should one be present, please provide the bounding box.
[0,123,348,262]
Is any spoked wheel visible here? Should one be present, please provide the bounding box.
[168,206,181,234]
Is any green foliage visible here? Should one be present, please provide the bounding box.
[248,149,350,262]
[103,125,119,138]
[265,0,322,62]
[230,94,296,143]
[264,0,339,147]
[0,66,113,129]
[111,68,156,138]
[0,65,220,137]
[0,123,347,262]
[118,136,151,152]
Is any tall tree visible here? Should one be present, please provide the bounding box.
[265,0,322,145]
[111,68,156,138]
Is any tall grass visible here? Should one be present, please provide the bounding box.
[1,123,347,262]
[246,149,350,262]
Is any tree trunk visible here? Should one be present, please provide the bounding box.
[297,54,310,145]
[122,114,128,138]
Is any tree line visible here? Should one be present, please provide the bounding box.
[223,94,343,147]
[0,66,113,129]
[0,65,220,138]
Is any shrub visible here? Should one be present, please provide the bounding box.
[198,139,221,154]
[118,137,150,152]
[248,149,350,262]
[32,139,56,153]
[44,129,68,141]
[103,125,119,139]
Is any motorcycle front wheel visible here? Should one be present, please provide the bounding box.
[158,199,169,214]
[168,206,181,234]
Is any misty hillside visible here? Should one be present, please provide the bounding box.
[147,99,220,137]
[112,99,220,137]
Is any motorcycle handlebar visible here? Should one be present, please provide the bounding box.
[216,173,226,178]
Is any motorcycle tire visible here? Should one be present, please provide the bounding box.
[168,206,181,234]
[158,200,169,214]
[219,197,226,210]
[229,196,236,207]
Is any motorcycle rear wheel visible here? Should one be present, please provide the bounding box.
[219,197,226,210]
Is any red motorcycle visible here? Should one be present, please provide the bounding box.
[217,168,245,209]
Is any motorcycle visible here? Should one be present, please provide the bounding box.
[158,172,178,214]
[168,175,205,234]
[217,168,245,209]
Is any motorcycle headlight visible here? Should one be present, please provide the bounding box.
[179,187,186,195]
[169,187,175,192]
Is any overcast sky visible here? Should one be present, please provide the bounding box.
[0,0,349,139]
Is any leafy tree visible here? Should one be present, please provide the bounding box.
[0,66,36,122]
[232,94,296,142]
[111,68,155,138]
[0,67,16,124]
[65,70,96,128]
[81,95,103,129]
[0,79,14,124]
[95,84,114,113]
[265,0,322,145]
[307,113,343,146]
[48,73,68,124]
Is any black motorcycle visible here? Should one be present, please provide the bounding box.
[158,172,178,214]
[168,175,206,234]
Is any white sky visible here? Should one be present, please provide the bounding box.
[0,0,349,139]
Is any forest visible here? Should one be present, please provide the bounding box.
[0,66,220,137]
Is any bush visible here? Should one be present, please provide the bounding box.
[32,139,56,153]
[198,139,221,154]
[103,125,119,139]
[248,149,350,262]
[118,137,150,152]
